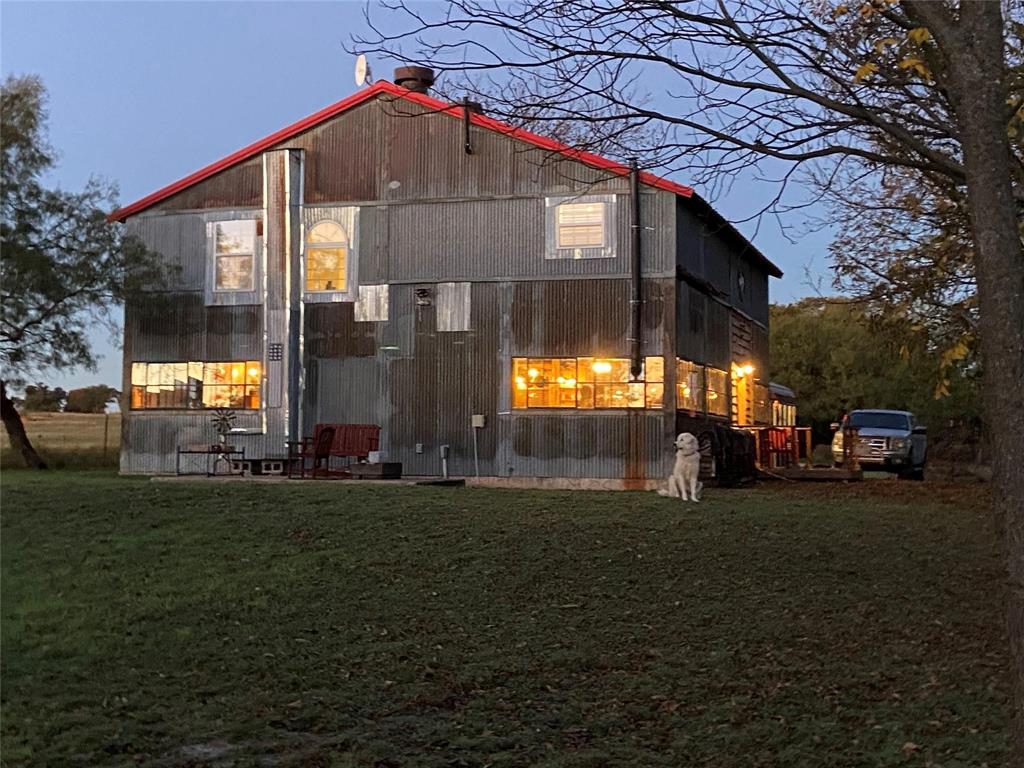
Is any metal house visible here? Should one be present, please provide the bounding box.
[111,71,782,487]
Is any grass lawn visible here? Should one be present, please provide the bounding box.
[0,473,1008,767]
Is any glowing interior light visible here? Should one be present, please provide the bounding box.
[556,376,565,384]
[592,361,612,374]
[247,367,260,378]
[709,391,718,400]
[742,364,755,376]
[528,368,539,378]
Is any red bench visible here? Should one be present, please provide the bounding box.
[286,423,381,479]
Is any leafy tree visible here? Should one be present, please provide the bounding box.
[360,0,1024,749]
[769,299,981,442]
[20,383,67,413]
[0,75,163,468]
[64,385,119,414]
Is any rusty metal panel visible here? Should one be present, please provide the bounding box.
[126,293,262,361]
[509,278,665,357]
[705,299,731,370]
[677,284,706,364]
[304,302,379,358]
[283,99,383,203]
[503,411,664,479]
[751,322,770,379]
[151,156,262,213]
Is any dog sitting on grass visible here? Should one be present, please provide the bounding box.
[658,432,703,502]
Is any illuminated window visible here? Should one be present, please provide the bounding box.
[557,202,605,249]
[706,367,729,417]
[213,221,256,291]
[676,359,705,412]
[130,361,261,410]
[772,401,796,427]
[306,221,348,293]
[753,383,771,425]
[545,195,616,259]
[511,356,663,409]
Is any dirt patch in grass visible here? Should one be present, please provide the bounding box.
[1,472,1008,767]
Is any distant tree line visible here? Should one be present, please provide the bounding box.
[16,383,118,414]
[769,298,982,450]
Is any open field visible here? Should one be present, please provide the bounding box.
[1,412,121,469]
[0,473,1008,767]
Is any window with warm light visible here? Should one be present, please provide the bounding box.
[130,361,261,410]
[306,220,348,292]
[545,195,616,259]
[676,359,705,412]
[511,356,663,409]
[706,366,729,417]
[753,383,771,425]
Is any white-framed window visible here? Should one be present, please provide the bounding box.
[306,220,349,293]
[545,194,616,260]
[302,207,359,304]
[213,220,256,291]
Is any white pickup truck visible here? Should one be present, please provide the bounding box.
[832,409,928,480]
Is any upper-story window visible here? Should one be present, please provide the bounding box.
[545,194,616,260]
[306,221,348,293]
[213,221,256,291]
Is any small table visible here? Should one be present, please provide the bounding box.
[176,445,246,477]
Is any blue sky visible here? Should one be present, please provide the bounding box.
[2,1,833,391]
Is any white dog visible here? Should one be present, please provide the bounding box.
[658,432,703,502]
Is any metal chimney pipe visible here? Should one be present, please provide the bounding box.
[393,66,435,94]
[629,158,644,380]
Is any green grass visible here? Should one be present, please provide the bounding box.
[0,473,1008,767]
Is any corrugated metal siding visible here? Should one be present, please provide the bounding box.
[705,299,731,370]
[751,322,770,378]
[121,411,261,474]
[288,100,383,204]
[509,278,666,357]
[676,285,707,364]
[151,156,262,212]
[126,293,262,361]
[504,411,664,479]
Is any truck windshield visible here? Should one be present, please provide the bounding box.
[850,412,909,430]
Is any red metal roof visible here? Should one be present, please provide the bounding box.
[109,80,694,222]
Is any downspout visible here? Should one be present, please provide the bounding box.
[629,158,643,380]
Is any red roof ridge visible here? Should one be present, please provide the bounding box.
[109,80,693,222]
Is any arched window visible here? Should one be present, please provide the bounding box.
[306,221,348,292]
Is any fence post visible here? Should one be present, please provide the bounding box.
[103,413,110,460]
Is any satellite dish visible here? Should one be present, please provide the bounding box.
[354,54,372,87]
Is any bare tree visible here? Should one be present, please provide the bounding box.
[356,0,1024,753]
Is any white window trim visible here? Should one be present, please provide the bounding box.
[544,194,617,260]
[302,207,360,304]
[204,216,261,306]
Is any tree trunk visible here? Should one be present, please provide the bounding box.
[938,2,1024,758]
[0,380,48,469]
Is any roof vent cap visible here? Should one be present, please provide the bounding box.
[393,66,435,94]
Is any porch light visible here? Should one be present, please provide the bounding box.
[592,360,612,374]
